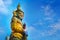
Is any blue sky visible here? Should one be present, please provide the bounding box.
[0,0,60,40]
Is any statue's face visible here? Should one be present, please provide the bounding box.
[18,12,24,19]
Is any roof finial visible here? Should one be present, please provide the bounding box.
[17,3,20,10]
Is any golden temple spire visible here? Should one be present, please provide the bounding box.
[17,3,21,10]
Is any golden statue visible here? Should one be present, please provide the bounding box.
[9,3,28,40]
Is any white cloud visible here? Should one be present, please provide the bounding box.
[41,5,56,21]
[4,0,12,5]
[45,6,55,16]
[0,29,4,33]
[27,23,60,37]
[0,27,5,34]
[0,0,12,15]
[39,19,60,36]
[50,20,60,30]
[29,5,59,37]
[49,0,56,4]
[27,26,36,31]
[44,20,60,36]
[32,5,56,26]
[33,22,44,26]
[39,5,60,37]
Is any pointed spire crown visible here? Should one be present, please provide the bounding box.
[17,3,20,10]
